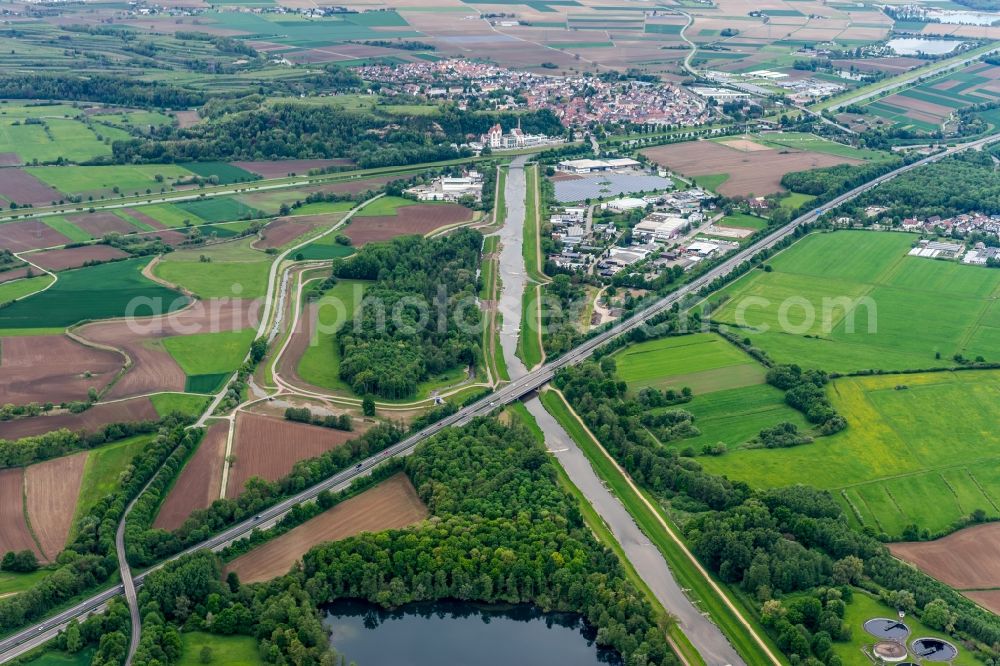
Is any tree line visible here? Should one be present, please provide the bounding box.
[0,74,206,109]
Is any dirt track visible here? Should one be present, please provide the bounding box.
[224,473,427,583]
[225,412,354,498]
[0,335,122,406]
[890,522,1000,590]
[0,468,41,558]
[153,420,228,531]
[25,452,87,561]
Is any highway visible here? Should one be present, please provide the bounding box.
[0,131,996,664]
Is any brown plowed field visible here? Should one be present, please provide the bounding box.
[309,175,393,196]
[0,334,121,405]
[233,159,354,178]
[0,468,41,558]
[224,473,427,583]
[68,213,136,236]
[0,396,158,440]
[0,153,20,167]
[0,220,70,252]
[174,110,200,129]
[256,214,340,250]
[29,245,130,272]
[641,141,860,197]
[25,452,86,561]
[344,204,472,245]
[153,420,228,531]
[890,522,1000,590]
[76,298,260,400]
[0,170,62,205]
[225,412,354,498]
[0,267,29,284]
[965,590,1000,615]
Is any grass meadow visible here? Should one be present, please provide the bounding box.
[150,393,210,419]
[701,370,1000,539]
[297,280,367,392]
[163,328,256,376]
[709,231,1000,373]
[154,239,270,299]
[177,632,262,666]
[72,435,153,534]
[28,164,195,196]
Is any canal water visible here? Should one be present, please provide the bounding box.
[323,599,622,666]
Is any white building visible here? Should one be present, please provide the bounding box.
[634,213,688,242]
[603,197,647,213]
[557,157,642,174]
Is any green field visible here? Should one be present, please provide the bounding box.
[778,191,816,212]
[701,370,1000,539]
[163,328,255,375]
[692,173,729,192]
[296,280,368,392]
[614,332,767,393]
[0,569,49,597]
[710,231,1000,373]
[0,118,112,164]
[91,110,174,128]
[175,197,262,223]
[355,195,416,217]
[153,239,270,299]
[718,213,767,230]
[0,275,54,306]
[753,132,887,161]
[150,393,210,418]
[72,434,153,531]
[177,632,263,666]
[0,258,187,329]
[136,203,205,228]
[292,200,355,216]
[28,164,195,196]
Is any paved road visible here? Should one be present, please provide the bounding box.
[495,155,530,380]
[1,132,997,665]
[524,397,743,666]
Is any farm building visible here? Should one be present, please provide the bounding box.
[908,240,964,259]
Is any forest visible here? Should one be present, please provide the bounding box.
[0,74,206,108]
[123,417,677,666]
[555,357,1000,665]
[332,229,483,399]
[838,149,1000,221]
[110,104,562,167]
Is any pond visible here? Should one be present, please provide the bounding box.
[886,38,967,56]
[928,8,1000,26]
[323,599,622,666]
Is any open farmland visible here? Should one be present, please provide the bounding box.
[641,139,863,197]
[67,212,138,236]
[860,61,1000,132]
[0,468,40,559]
[344,202,473,245]
[0,334,121,405]
[26,164,196,198]
[28,245,130,272]
[0,397,158,440]
[224,473,428,583]
[709,231,1000,372]
[77,298,260,399]
[0,118,113,165]
[0,219,70,252]
[700,370,1000,540]
[0,258,188,330]
[255,213,343,250]
[73,435,152,527]
[153,239,270,299]
[225,412,355,498]
[25,452,86,561]
[0,169,62,206]
[153,421,229,531]
[614,332,766,394]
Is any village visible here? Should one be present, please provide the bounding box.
[354,59,714,128]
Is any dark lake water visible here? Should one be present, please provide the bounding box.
[322,599,622,666]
